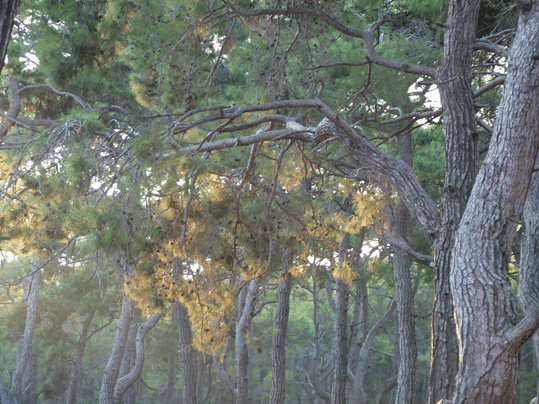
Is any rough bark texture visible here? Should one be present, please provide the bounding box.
[519,160,539,400]
[235,278,258,404]
[392,132,417,404]
[450,3,539,402]
[429,0,481,402]
[177,301,199,404]
[269,258,292,404]
[12,257,41,404]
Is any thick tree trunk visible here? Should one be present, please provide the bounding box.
[392,132,417,404]
[519,159,539,401]
[450,3,539,402]
[177,301,199,404]
[269,255,292,404]
[235,278,258,404]
[429,0,481,402]
[12,257,41,404]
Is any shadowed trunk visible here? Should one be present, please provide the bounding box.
[392,132,417,403]
[269,251,292,404]
[177,301,199,404]
[331,235,350,404]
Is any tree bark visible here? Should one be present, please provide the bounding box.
[269,252,292,404]
[331,235,350,404]
[392,132,417,404]
[235,278,258,404]
[519,157,539,401]
[177,301,199,404]
[429,0,481,401]
[450,3,539,402]
[12,257,41,404]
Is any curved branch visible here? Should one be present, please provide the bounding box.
[113,312,162,403]
[226,7,436,77]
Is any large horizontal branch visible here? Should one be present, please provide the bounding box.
[225,7,437,78]
[160,98,441,243]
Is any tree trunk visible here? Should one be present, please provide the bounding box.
[0,0,20,73]
[429,0,481,401]
[158,337,178,404]
[349,300,396,404]
[99,292,134,404]
[65,311,95,404]
[235,278,258,404]
[269,252,292,404]
[450,3,539,402]
[310,263,331,403]
[392,132,417,404]
[519,157,539,401]
[177,301,199,404]
[331,235,350,404]
[12,257,41,404]
[112,311,161,403]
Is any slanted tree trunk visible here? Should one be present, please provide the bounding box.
[392,132,417,404]
[519,157,539,401]
[12,257,41,404]
[349,300,396,404]
[450,3,539,401]
[268,251,292,404]
[235,278,258,404]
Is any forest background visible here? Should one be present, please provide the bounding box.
[0,0,539,403]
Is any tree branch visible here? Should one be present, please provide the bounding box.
[385,235,434,267]
[506,302,539,352]
[113,312,162,402]
[225,7,437,77]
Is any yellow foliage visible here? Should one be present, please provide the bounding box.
[333,260,357,287]
[342,191,384,234]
